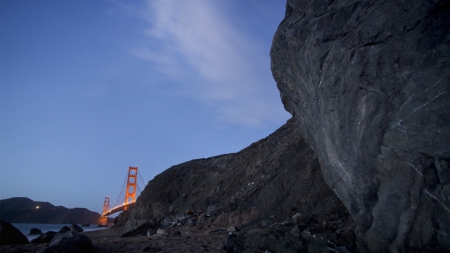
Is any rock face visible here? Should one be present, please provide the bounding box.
[271,0,450,252]
[117,119,349,234]
[0,220,29,246]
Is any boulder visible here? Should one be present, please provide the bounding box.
[156,229,168,236]
[58,226,71,233]
[146,229,157,236]
[271,0,450,251]
[69,224,83,233]
[120,221,156,237]
[29,227,43,235]
[30,231,57,244]
[38,231,94,253]
[0,219,28,245]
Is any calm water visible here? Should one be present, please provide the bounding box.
[12,223,108,241]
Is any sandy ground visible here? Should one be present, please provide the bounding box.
[0,226,228,253]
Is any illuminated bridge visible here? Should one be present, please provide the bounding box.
[99,166,146,225]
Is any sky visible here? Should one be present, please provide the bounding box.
[0,0,290,216]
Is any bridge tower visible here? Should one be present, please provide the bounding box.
[99,197,110,225]
[124,166,137,210]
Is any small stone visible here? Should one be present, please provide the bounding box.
[293,213,304,224]
[156,229,168,236]
[289,225,300,237]
[260,219,270,227]
[172,231,181,236]
[227,226,236,232]
[146,229,157,236]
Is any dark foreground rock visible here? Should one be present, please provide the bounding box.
[38,231,94,253]
[29,228,43,235]
[31,231,57,244]
[0,220,28,245]
[58,226,71,233]
[69,224,83,233]
[120,221,157,237]
[271,0,450,252]
[115,119,354,250]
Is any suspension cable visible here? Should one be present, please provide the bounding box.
[114,172,128,207]
[138,170,147,186]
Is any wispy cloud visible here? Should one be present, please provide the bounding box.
[125,0,288,126]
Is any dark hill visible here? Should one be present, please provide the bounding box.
[0,197,104,224]
[115,119,354,251]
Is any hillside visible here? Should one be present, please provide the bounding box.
[0,197,106,224]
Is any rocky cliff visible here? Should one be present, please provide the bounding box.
[116,119,354,250]
[0,197,104,224]
[271,0,450,252]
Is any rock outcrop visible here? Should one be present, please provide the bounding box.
[0,220,28,246]
[116,119,353,251]
[38,231,94,253]
[271,0,450,252]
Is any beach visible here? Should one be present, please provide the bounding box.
[0,225,228,253]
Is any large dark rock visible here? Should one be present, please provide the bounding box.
[271,0,450,252]
[38,231,94,253]
[116,119,350,237]
[120,221,157,237]
[30,231,57,244]
[0,220,28,245]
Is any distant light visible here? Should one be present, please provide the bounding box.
[36,206,39,209]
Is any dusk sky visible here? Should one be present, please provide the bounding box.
[0,0,290,216]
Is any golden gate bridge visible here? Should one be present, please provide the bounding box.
[99,166,146,225]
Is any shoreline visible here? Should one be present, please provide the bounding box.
[0,225,227,253]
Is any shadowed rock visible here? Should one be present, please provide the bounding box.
[38,231,94,253]
[30,231,57,244]
[0,220,28,245]
[271,0,450,252]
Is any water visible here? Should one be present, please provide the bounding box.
[12,223,108,241]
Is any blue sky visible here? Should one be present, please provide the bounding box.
[0,0,289,215]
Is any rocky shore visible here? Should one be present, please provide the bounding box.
[1,211,355,252]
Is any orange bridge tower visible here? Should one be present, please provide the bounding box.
[99,197,110,225]
[124,166,137,210]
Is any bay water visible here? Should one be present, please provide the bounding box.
[12,223,108,241]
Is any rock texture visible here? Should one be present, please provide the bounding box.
[116,119,353,251]
[38,231,94,253]
[271,0,450,252]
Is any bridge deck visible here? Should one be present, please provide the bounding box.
[101,201,136,217]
